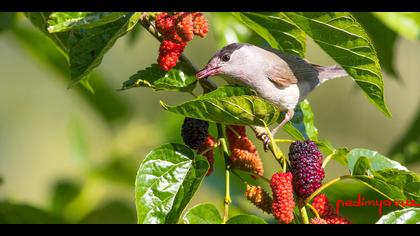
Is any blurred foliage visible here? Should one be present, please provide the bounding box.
[79,200,136,224]
[0,12,419,224]
[390,106,420,165]
[0,202,65,224]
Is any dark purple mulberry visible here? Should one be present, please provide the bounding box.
[181,117,209,149]
[289,140,325,199]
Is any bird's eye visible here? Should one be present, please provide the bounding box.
[221,54,230,62]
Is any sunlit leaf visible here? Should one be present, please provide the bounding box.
[283,12,391,117]
[135,143,208,224]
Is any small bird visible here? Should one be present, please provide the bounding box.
[196,43,348,150]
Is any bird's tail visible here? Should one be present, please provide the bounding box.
[311,64,348,83]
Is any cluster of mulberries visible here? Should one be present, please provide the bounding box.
[181,117,216,176]
[310,218,328,224]
[270,172,295,224]
[155,12,208,71]
[245,184,273,214]
[198,135,216,176]
[289,140,325,199]
[312,194,351,224]
[226,126,264,177]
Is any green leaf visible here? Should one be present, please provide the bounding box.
[350,169,420,203]
[135,143,209,224]
[48,12,126,33]
[377,208,420,224]
[182,203,222,224]
[50,179,82,215]
[0,202,65,224]
[122,62,197,92]
[352,156,371,175]
[0,12,16,32]
[67,12,141,85]
[347,148,408,174]
[283,12,391,117]
[226,215,268,224]
[285,100,318,141]
[212,12,253,48]
[352,12,400,79]
[0,176,3,186]
[161,86,281,126]
[233,12,306,57]
[329,147,350,166]
[25,12,70,55]
[373,12,420,40]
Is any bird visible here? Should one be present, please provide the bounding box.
[196,43,348,150]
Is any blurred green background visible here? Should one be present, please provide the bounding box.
[0,12,419,224]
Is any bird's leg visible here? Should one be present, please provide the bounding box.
[260,109,295,151]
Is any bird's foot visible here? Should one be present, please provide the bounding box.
[257,132,271,152]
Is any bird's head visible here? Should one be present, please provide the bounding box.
[196,43,252,80]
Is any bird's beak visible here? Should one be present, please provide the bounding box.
[196,64,220,80]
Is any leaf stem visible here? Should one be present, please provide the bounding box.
[217,123,232,224]
[299,205,309,224]
[231,168,270,183]
[274,139,295,143]
[322,153,334,168]
[305,176,342,204]
[306,203,320,219]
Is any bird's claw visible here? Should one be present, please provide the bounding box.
[260,133,271,152]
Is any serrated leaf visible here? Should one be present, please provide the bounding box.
[48,12,126,33]
[350,169,420,204]
[352,12,400,79]
[182,203,222,224]
[25,12,70,55]
[226,215,268,224]
[283,12,391,117]
[67,12,141,85]
[161,86,282,126]
[377,208,420,224]
[122,62,197,92]
[373,12,420,40]
[347,148,408,174]
[135,143,209,224]
[0,202,65,224]
[233,12,306,57]
[285,100,318,141]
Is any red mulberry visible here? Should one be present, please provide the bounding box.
[289,140,325,199]
[226,126,263,176]
[310,218,328,224]
[157,40,186,71]
[245,184,273,214]
[270,172,295,224]
[198,135,216,176]
[181,117,209,150]
[192,13,208,38]
[175,12,194,42]
[312,194,351,224]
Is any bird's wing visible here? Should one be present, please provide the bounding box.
[265,62,298,87]
[263,49,319,88]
